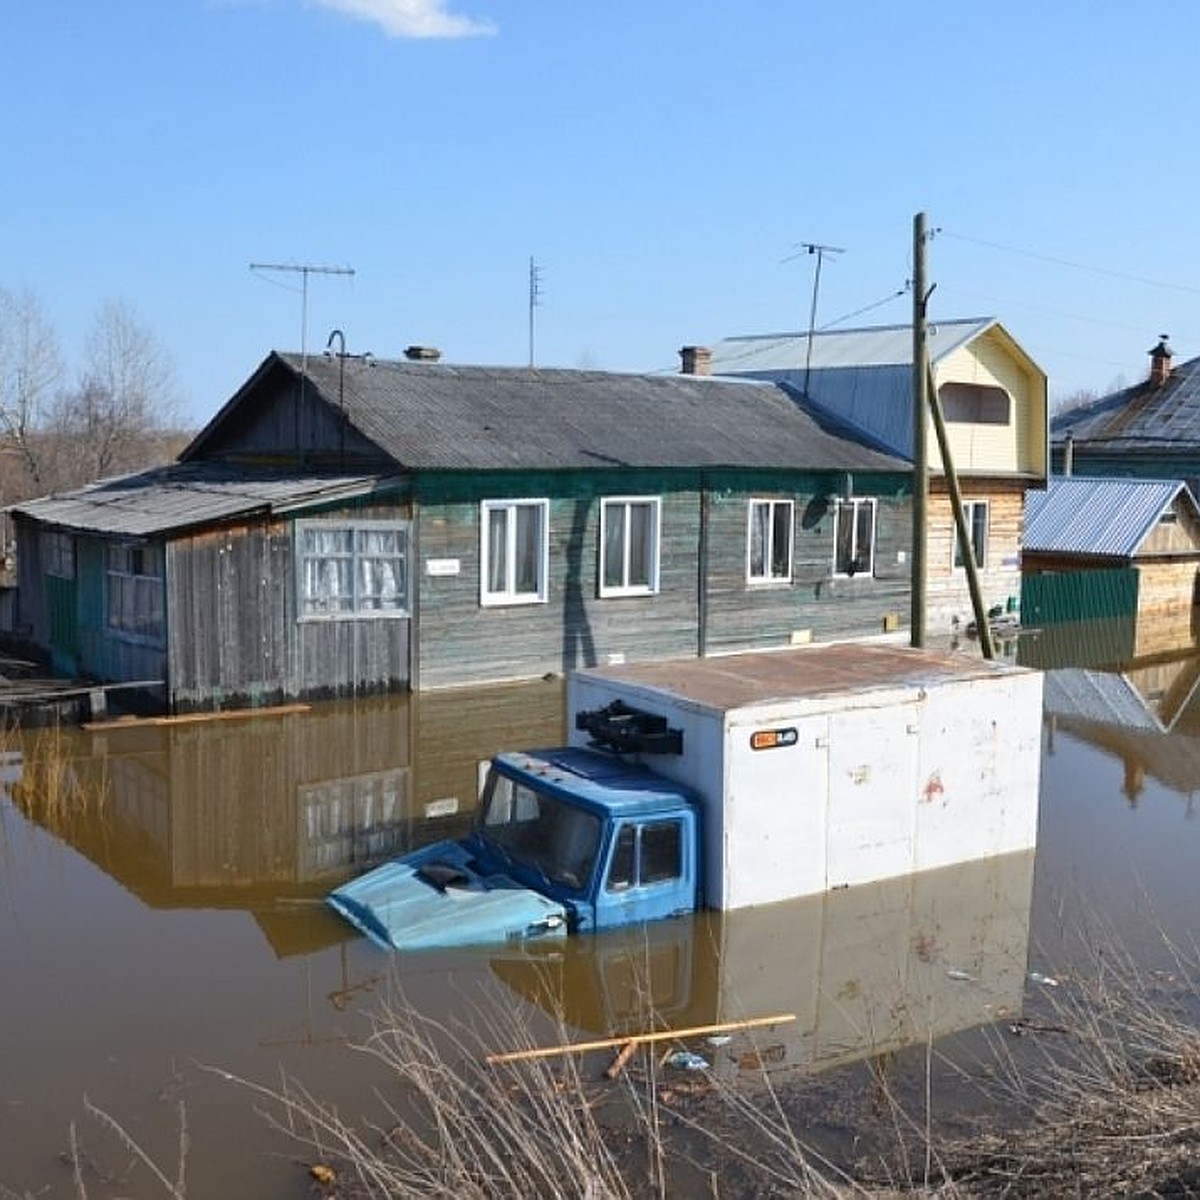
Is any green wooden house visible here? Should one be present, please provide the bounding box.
[11,351,913,712]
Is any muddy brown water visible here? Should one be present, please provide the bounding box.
[3,633,1200,1197]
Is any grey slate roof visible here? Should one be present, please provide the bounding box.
[214,354,911,474]
[1051,354,1200,450]
[11,463,400,537]
[1023,476,1197,558]
[708,318,1032,461]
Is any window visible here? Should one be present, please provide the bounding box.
[298,520,409,619]
[480,500,548,605]
[606,821,684,891]
[106,542,164,641]
[748,499,793,583]
[600,496,660,597]
[954,500,989,570]
[833,498,876,578]
[42,531,75,579]
[939,383,1010,425]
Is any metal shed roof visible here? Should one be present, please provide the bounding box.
[1052,354,1200,449]
[187,355,911,475]
[1023,476,1196,558]
[10,464,400,537]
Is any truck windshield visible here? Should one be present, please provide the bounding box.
[479,770,602,893]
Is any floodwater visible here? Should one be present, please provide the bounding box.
[3,621,1200,1197]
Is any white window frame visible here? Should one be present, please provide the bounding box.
[480,499,549,607]
[296,519,410,620]
[833,497,877,579]
[106,541,165,643]
[953,500,989,571]
[747,498,794,584]
[599,496,661,598]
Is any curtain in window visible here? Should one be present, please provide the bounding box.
[514,505,541,594]
[627,502,652,588]
[603,504,626,589]
[487,507,508,594]
[749,502,768,578]
[771,503,791,578]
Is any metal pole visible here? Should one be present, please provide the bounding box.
[910,214,929,647]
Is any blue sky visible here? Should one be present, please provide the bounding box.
[6,1,1200,427]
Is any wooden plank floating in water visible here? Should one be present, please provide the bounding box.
[83,702,311,731]
[484,1013,797,1066]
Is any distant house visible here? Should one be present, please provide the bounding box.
[11,352,912,712]
[1022,476,1200,654]
[702,318,1049,630]
[1051,338,1200,495]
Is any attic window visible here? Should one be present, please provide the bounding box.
[938,383,1010,425]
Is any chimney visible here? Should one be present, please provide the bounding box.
[679,345,712,376]
[1148,335,1172,386]
[1063,433,1074,477]
[404,345,441,362]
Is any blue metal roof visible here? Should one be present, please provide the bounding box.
[1023,476,1197,558]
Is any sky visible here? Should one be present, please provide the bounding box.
[6,1,1200,428]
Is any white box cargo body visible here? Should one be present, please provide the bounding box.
[568,644,1043,910]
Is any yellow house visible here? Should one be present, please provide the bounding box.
[702,318,1049,635]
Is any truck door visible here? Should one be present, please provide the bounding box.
[593,815,695,929]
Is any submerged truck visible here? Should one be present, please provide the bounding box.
[328,644,1043,952]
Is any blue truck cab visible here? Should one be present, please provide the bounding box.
[327,744,702,952]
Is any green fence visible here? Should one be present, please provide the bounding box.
[1021,567,1138,627]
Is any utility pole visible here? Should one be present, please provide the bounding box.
[528,257,543,368]
[911,214,929,648]
[249,261,356,371]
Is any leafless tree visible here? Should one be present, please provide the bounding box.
[0,286,64,489]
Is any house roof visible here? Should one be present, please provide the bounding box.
[185,353,912,475]
[10,463,401,537]
[709,318,1044,462]
[1051,353,1200,451]
[1023,476,1198,558]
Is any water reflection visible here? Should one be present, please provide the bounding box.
[490,850,1035,1075]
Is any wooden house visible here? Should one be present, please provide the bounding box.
[1051,338,1200,496]
[11,352,912,712]
[703,318,1049,631]
[1021,477,1200,656]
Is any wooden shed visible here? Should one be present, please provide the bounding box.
[1021,477,1200,655]
[11,352,915,712]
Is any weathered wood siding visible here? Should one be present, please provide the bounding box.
[925,481,1025,632]
[166,498,412,712]
[415,468,913,689]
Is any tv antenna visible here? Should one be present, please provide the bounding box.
[249,261,356,371]
[782,241,844,394]
[528,257,543,368]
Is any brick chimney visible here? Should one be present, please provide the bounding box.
[1148,335,1172,386]
[679,345,712,376]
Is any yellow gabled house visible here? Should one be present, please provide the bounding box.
[700,318,1049,636]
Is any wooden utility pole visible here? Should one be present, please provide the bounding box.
[911,213,929,647]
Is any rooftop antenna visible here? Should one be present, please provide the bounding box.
[249,261,356,372]
[783,241,844,394]
[528,257,543,368]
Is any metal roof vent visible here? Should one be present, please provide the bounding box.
[404,345,442,362]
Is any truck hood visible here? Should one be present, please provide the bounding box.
[327,839,569,952]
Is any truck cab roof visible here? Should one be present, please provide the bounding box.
[492,747,698,818]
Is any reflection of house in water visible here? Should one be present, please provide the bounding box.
[1020,617,1200,804]
[10,678,564,954]
[490,850,1034,1076]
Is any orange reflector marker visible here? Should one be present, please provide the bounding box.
[750,727,798,751]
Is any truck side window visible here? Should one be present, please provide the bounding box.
[606,821,683,891]
[641,821,682,884]
[607,825,636,891]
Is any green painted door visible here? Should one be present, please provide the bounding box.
[45,574,80,674]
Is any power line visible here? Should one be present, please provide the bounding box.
[939,230,1200,298]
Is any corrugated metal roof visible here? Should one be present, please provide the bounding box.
[10,464,400,537]
[1052,354,1200,449]
[1023,476,1195,557]
[710,318,994,373]
[260,356,911,474]
[1043,668,1165,732]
